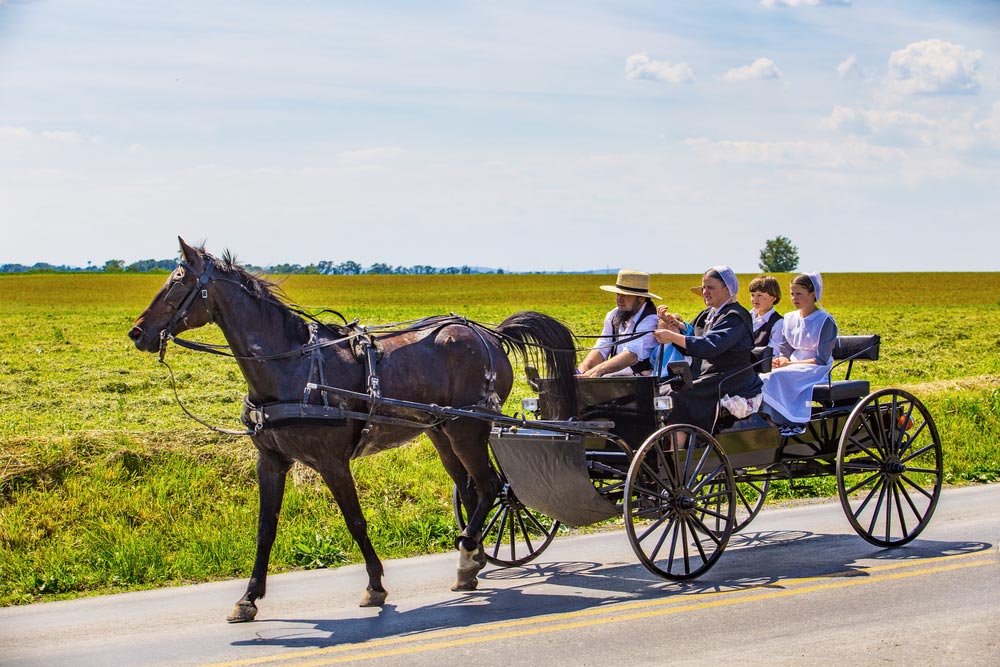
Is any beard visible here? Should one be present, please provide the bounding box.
[613,300,642,330]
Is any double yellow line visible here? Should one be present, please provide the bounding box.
[204,551,994,667]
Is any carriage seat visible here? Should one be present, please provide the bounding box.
[811,335,880,406]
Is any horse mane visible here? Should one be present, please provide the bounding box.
[200,246,351,337]
[216,249,287,303]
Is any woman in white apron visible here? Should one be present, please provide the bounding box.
[761,273,838,436]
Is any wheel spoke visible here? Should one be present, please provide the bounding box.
[854,475,885,518]
[481,502,504,538]
[891,480,907,539]
[899,441,937,465]
[900,473,937,501]
[896,478,922,526]
[522,508,550,535]
[514,512,535,553]
[489,507,509,559]
[689,513,724,547]
[680,519,691,575]
[644,516,676,562]
[848,431,885,463]
[844,470,881,496]
[867,481,888,537]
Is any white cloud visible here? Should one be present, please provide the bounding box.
[625,52,695,83]
[0,126,97,145]
[684,136,904,169]
[886,39,982,95]
[836,55,863,81]
[0,126,34,141]
[335,146,406,165]
[974,102,1000,139]
[821,106,936,135]
[722,57,782,82]
[761,0,851,7]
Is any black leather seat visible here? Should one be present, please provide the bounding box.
[811,335,880,406]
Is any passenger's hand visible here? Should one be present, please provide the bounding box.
[581,366,604,378]
[656,304,671,320]
[773,356,790,368]
[654,329,674,344]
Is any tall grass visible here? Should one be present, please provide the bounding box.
[1,272,998,606]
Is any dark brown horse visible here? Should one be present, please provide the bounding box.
[128,239,577,622]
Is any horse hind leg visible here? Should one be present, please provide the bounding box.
[428,423,498,592]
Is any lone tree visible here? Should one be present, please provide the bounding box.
[759,236,799,273]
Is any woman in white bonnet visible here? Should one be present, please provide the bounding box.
[760,272,839,436]
[654,266,761,433]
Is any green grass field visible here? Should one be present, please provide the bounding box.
[2,271,999,606]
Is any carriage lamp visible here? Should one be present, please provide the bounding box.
[654,396,673,412]
[521,398,539,413]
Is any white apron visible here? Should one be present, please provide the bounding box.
[761,310,834,424]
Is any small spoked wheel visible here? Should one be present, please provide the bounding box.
[837,388,943,547]
[453,477,560,567]
[624,425,736,580]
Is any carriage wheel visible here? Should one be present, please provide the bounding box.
[697,477,768,536]
[836,389,943,547]
[731,477,770,533]
[452,478,560,567]
[624,425,736,580]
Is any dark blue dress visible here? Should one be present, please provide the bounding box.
[666,301,762,433]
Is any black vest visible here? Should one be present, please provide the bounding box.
[610,299,657,374]
[753,310,782,348]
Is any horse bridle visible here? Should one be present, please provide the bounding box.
[159,258,216,361]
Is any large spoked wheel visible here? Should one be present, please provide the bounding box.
[624,425,736,580]
[837,388,943,547]
[453,477,560,567]
[699,476,769,536]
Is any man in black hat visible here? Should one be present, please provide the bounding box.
[577,269,661,378]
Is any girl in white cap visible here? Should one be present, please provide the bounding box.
[760,272,839,436]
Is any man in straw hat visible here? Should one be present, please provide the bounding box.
[577,269,661,378]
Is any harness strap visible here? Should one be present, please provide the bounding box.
[351,333,383,457]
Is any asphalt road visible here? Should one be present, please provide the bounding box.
[3,485,998,667]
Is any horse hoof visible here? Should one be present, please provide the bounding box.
[451,569,480,592]
[360,588,388,607]
[226,601,258,623]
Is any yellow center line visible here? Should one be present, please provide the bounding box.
[203,551,995,667]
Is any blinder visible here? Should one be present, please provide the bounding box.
[161,259,216,344]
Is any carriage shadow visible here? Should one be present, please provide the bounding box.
[231,532,991,650]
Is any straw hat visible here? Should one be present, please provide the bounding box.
[600,269,660,300]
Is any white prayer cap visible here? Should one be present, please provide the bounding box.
[709,265,739,298]
[805,272,823,302]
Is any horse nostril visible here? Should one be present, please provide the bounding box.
[128,326,143,341]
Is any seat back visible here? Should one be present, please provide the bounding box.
[832,335,880,363]
[752,345,773,374]
[812,334,880,406]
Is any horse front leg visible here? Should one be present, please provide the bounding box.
[317,462,387,607]
[228,449,292,623]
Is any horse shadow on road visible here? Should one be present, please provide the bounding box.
[231,532,991,650]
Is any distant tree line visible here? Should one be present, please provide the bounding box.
[0,258,504,275]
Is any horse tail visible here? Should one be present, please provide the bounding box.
[494,311,578,419]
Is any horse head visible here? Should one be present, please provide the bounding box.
[128,237,217,353]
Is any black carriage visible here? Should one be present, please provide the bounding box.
[456,335,944,580]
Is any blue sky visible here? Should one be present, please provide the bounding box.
[1,0,998,272]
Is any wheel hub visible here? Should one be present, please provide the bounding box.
[499,483,525,511]
[885,459,906,477]
[672,490,697,515]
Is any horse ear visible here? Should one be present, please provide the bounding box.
[178,237,204,270]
